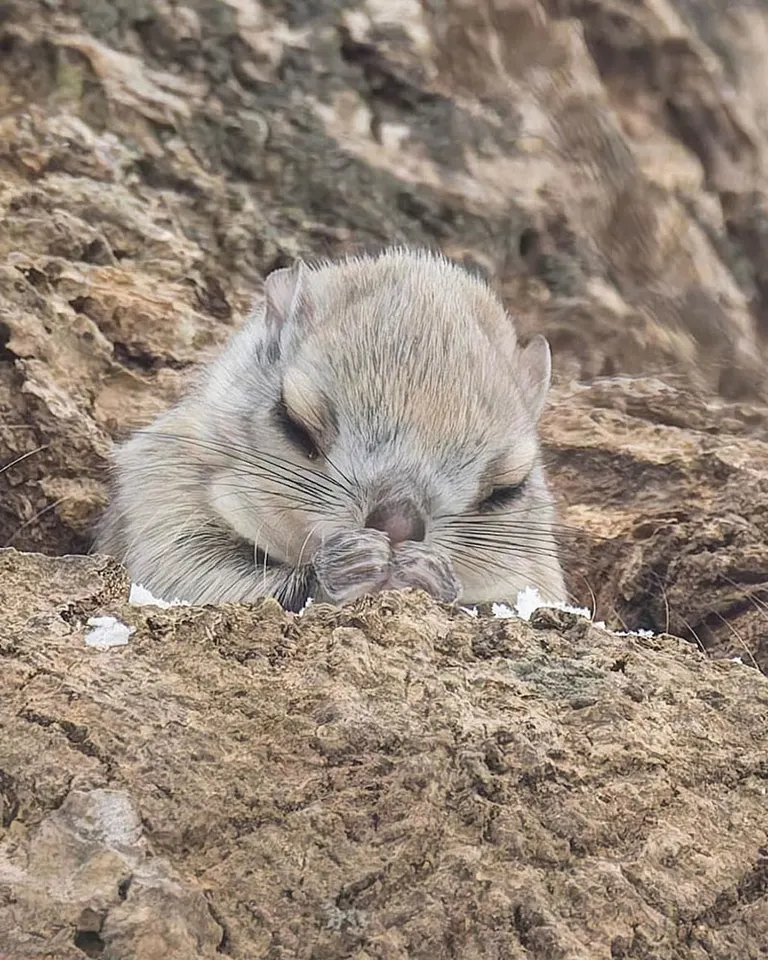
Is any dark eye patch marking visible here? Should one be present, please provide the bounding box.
[477,480,527,513]
[261,338,281,365]
[274,395,320,460]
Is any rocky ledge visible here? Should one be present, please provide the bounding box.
[1,548,767,958]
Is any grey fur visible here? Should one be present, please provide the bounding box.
[95,248,567,610]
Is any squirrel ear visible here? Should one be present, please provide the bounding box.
[263,261,308,328]
[517,335,552,421]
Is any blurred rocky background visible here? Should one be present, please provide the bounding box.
[2,2,768,956]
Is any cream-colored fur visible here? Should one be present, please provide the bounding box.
[95,248,566,610]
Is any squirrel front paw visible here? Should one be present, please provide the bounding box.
[313,529,391,604]
[388,541,461,602]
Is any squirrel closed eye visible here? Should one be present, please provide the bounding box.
[477,481,527,513]
[273,394,320,461]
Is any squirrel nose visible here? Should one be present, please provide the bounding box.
[364,501,426,545]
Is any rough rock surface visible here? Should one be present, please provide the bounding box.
[542,377,768,673]
[2,0,768,954]
[1,548,767,959]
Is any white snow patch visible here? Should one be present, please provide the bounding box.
[129,583,188,607]
[458,589,592,622]
[297,596,314,615]
[85,616,135,649]
[459,586,659,639]
[491,601,517,619]
[507,586,594,622]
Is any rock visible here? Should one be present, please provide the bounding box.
[1,548,767,958]
[1,786,223,959]
[541,376,768,673]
